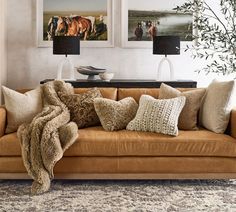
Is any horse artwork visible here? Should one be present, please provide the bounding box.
[127,0,193,42]
[45,15,106,41]
[47,16,59,40]
[134,23,143,41]
[121,0,193,48]
[55,17,68,36]
[39,0,114,47]
[49,16,93,40]
[74,16,92,40]
[42,0,110,42]
[66,17,80,36]
[84,16,96,33]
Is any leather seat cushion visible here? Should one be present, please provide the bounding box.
[2,127,236,157]
[1,157,236,174]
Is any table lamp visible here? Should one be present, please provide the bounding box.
[53,36,80,80]
[153,36,180,81]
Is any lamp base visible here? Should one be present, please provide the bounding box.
[156,56,175,81]
[57,56,75,80]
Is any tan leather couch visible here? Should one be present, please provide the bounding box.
[1,87,236,180]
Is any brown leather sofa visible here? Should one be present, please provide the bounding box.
[1,87,236,180]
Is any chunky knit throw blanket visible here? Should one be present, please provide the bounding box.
[17,81,78,195]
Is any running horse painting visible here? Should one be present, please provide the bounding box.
[47,16,59,40]
[40,0,111,46]
[53,16,92,40]
[55,16,68,36]
[73,16,92,40]
[66,17,80,36]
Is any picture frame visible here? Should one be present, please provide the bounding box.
[121,0,194,48]
[37,0,114,48]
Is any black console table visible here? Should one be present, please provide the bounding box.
[40,79,197,88]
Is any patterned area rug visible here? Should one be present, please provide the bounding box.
[0,180,236,211]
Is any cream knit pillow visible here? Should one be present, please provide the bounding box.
[127,95,186,136]
[200,79,236,133]
[2,86,43,133]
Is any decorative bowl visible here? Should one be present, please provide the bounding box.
[76,66,106,80]
[99,73,114,81]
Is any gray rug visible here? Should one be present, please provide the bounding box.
[0,180,236,212]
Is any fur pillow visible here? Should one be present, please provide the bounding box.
[127,95,186,136]
[159,83,206,130]
[94,97,138,131]
[200,79,236,133]
[61,88,102,129]
[2,86,43,133]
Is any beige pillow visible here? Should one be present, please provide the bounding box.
[61,88,102,129]
[159,83,206,130]
[2,86,43,133]
[94,97,138,131]
[127,95,186,136]
[200,79,236,133]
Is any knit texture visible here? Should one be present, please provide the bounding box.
[127,95,186,136]
[17,81,78,194]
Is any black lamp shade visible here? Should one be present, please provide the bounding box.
[153,36,180,55]
[53,36,80,55]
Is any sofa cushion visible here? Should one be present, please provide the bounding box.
[200,79,236,133]
[2,157,236,174]
[117,88,197,103]
[61,88,102,129]
[118,88,159,102]
[94,97,138,131]
[2,127,236,158]
[17,88,118,100]
[127,95,186,136]
[0,133,21,156]
[159,83,206,130]
[74,88,117,100]
[2,86,43,133]
[68,127,236,157]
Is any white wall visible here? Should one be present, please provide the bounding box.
[0,0,7,103]
[6,0,232,89]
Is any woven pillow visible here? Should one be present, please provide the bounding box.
[94,97,138,131]
[2,86,43,133]
[127,95,186,136]
[159,83,206,130]
[61,88,102,129]
[200,79,236,133]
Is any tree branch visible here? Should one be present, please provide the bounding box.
[204,1,233,46]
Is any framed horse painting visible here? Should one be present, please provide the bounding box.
[37,0,114,47]
[121,0,193,48]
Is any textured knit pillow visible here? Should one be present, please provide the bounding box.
[159,83,206,130]
[200,79,236,133]
[61,88,102,129]
[94,97,138,131]
[127,95,186,136]
[2,86,43,133]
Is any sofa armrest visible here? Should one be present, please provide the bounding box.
[0,106,6,137]
[230,108,236,139]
